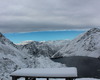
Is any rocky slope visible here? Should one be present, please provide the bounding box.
[52,28,100,58]
[0,33,34,80]
[17,40,69,57]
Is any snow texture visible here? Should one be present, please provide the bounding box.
[34,56,66,68]
[0,33,66,80]
[52,28,100,58]
[11,67,77,77]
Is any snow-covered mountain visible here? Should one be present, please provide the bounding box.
[52,28,100,58]
[1,28,100,80]
[17,40,69,57]
[0,33,66,80]
[0,33,34,80]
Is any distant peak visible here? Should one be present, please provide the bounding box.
[84,28,100,36]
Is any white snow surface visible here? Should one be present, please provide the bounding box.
[34,56,66,68]
[11,67,77,77]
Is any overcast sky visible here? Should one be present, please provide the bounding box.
[0,0,100,33]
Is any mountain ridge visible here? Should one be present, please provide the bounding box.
[0,33,66,80]
[52,28,100,58]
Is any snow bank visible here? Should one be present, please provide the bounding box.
[11,67,77,77]
[34,56,66,68]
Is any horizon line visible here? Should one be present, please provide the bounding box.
[3,29,87,34]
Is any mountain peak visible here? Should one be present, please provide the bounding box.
[86,28,100,35]
[89,28,100,32]
[52,28,100,58]
[77,28,100,41]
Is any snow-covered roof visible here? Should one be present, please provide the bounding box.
[11,67,77,77]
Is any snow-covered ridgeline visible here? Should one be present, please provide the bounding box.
[17,40,70,57]
[52,28,100,58]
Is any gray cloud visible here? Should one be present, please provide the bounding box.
[0,0,100,33]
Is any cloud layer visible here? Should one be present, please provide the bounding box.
[0,0,100,33]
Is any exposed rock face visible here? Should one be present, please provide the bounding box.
[52,28,100,58]
[17,40,69,57]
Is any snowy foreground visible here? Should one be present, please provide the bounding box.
[11,68,77,77]
[11,68,100,80]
